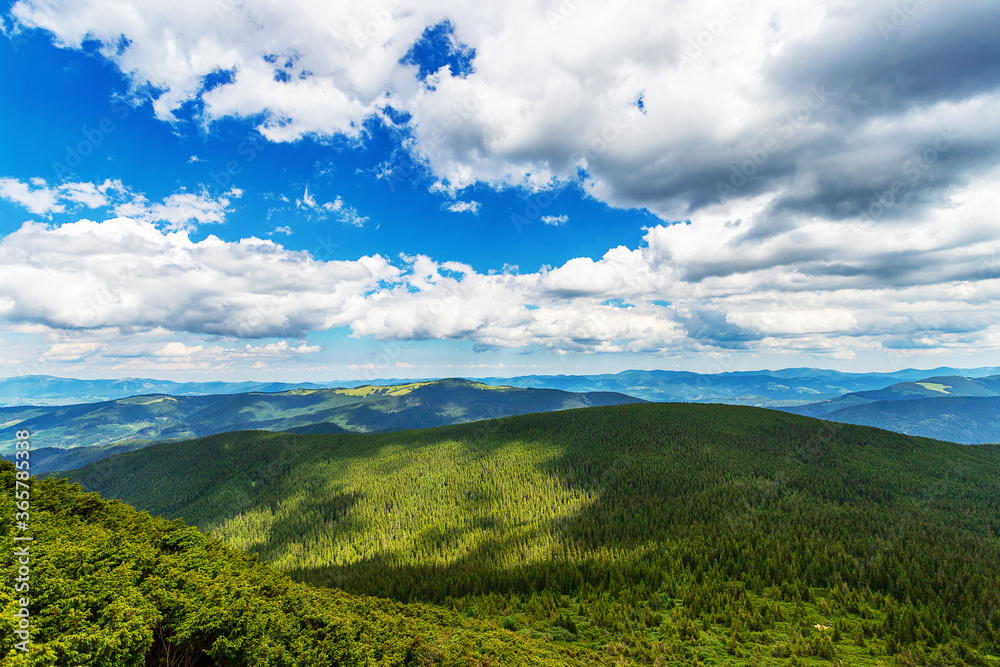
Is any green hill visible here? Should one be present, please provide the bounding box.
[785,375,1000,443]
[804,396,1000,445]
[64,403,1000,665]
[788,375,1000,415]
[0,378,643,473]
[0,461,617,666]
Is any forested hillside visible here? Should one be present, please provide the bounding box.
[787,395,1000,444]
[68,403,1000,665]
[0,460,618,666]
[477,367,1000,405]
[0,379,642,473]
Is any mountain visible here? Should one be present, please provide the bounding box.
[477,366,1000,406]
[790,395,1000,445]
[6,366,1000,408]
[784,375,1000,443]
[0,460,614,666]
[65,403,1000,665]
[789,374,1000,415]
[0,374,337,407]
[0,379,643,473]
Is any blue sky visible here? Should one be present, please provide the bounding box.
[0,0,999,381]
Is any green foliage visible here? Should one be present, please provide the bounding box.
[0,461,619,665]
[0,378,641,472]
[54,404,1000,663]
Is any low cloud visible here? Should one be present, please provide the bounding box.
[1,169,998,362]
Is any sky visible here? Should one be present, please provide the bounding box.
[0,0,998,382]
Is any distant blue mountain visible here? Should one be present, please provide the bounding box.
[0,375,330,407]
[0,379,643,473]
[476,367,1000,406]
[4,367,1000,408]
[781,375,1000,444]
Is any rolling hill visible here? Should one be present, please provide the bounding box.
[792,395,1000,445]
[0,374,331,407]
[478,366,1000,406]
[784,375,1000,443]
[0,460,616,666]
[64,403,1000,665]
[788,375,1000,415]
[0,379,643,473]
[7,366,1000,408]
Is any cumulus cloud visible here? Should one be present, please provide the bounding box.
[4,0,1000,365]
[11,0,999,221]
[1,166,998,361]
[0,216,400,338]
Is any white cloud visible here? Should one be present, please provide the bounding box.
[114,187,241,231]
[297,187,369,226]
[0,216,400,338]
[336,205,370,227]
[13,0,997,222]
[0,177,116,216]
[4,0,1000,365]
[0,175,238,231]
[58,181,109,208]
[2,167,997,362]
[540,215,567,226]
[447,200,481,214]
[0,177,63,215]
[41,341,102,362]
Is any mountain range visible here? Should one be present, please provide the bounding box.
[0,379,641,473]
[476,366,1000,405]
[783,375,1000,443]
[5,366,1000,407]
